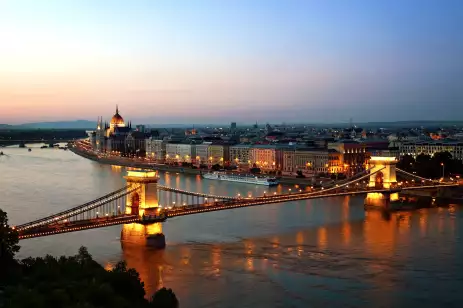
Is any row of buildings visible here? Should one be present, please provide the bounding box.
[89,107,463,177]
[146,138,368,175]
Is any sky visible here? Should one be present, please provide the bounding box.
[1,0,462,125]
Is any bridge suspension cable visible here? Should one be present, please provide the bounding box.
[298,167,385,197]
[396,168,433,182]
[157,185,237,200]
[16,185,140,231]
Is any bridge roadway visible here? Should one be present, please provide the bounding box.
[18,215,146,240]
[18,183,459,240]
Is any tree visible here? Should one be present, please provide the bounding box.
[150,288,179,308]
[397,155,415,172]
[0,209,20,285]
[0,210,179,308]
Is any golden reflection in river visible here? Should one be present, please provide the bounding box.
[317,226,327,250]
[342,222,351,245]
[211,245,221,276]
[181,246,191,266]
[104,262,114,271]
[438,207,444,233]
[121,244,166,298]
[175,173,180,188]
[397,212,412,236]
[363,211,396,257]
[419,209,428,237]
[243,239,255,271]
[164,172,171,187]
[342,196,350,221]
[296,231,304,256]
[448,205,456,235]
[111,165,122,173]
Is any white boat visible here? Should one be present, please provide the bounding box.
[202,171,279,186]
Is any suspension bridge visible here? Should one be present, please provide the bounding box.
[15,157,461,247]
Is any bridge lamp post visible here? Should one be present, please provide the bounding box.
[441,163,445,179]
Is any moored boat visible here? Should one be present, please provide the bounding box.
[202,171,279,186]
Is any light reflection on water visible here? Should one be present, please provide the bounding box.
[1,148,463,307]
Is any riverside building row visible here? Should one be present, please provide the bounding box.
[145,139,368,176]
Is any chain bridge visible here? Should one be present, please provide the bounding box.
[15,157,461,248]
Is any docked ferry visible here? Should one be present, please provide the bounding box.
[202,171,279,186]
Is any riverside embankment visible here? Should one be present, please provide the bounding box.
[69,145,318,185]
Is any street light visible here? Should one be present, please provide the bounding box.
[441,162,445,179]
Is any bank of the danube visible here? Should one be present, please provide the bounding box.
[1,147,463,307]
[69,144,324,186]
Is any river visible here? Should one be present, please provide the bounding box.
[1,146,463,307]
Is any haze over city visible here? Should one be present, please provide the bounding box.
[1,0,463,124]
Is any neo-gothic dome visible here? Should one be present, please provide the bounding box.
[110,106,125,126]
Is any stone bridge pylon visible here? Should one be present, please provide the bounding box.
[121,169,166,248]
[366,156,399,209]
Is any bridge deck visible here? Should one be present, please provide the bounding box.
[18,182,460,240]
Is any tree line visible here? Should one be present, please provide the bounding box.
[397,151,463,179]
[0,209,178,308]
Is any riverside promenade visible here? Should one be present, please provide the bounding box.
[69,144,320,185]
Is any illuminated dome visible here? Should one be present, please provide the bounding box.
[110,105,125,127]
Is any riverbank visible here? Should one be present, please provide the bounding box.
[69,145,318,185]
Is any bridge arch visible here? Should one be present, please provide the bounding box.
[375,171,384,189]
[368,157,397,189]
[130,192,140,215]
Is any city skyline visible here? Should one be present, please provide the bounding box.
[1,0,462,124]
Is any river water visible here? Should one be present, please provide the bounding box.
[1,146,463,307]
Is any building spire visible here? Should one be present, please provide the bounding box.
[116,104,119,114]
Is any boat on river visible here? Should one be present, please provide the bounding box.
[202,171,279,186]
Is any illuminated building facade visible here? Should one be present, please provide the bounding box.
[229,144,252,168]
[165,143,196,164]
[145,138,166,162]
[207,144,229,166]
[399,141,463,160]
[93,105,134,155]
[282,148,342,175]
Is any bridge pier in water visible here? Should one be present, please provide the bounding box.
[365,157,399,210]
[121,169,166,248]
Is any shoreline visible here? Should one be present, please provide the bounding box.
[69,145,317,185]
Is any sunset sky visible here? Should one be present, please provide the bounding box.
[1,0,462,124]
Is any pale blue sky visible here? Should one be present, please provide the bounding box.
[0,0,462,124]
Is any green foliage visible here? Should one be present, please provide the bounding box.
[150,288,179,308]
[250,167,261,174]
[0,210,179,308]
[397,151,463,179]
[0,209,20,285]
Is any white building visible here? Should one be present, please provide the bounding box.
[400,141,463,160]
[145,138,166,162]
[166,143,196,164]
[195,143,211,165]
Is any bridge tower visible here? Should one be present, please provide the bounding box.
[365,157,399,210]
[120,169,166,248]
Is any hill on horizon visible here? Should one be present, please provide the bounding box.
[14,120,97,129]
[3,119,463,130]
